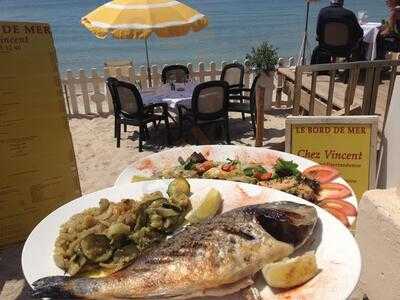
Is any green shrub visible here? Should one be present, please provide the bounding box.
[246,42,279,74]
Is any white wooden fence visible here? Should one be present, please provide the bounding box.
[61,58,293,117]
[62,60,244,117]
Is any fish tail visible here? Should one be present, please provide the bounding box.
[32,276,99,299]
[32,276,75,298]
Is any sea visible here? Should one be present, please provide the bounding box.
[0,0,388,73]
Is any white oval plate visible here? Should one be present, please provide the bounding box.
[22,179,361,300]
[114,145,358,222]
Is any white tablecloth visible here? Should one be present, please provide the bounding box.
[361,22,381,60]
[141,82,196,110]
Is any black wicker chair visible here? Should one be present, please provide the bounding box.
[161,65,190,84]
[106,77,170,152]
[177,80,230,144]
[228,74,260,136]
[220,63,245,119]
[220,63,245,91]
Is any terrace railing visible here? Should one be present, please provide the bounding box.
[278,59,400,132]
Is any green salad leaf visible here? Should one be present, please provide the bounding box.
[273,159,300,178]
[178,152,207,170]
[243,165,267,177]
[243,168,254,177]
[183,161,196,170]
[226,158,239,165]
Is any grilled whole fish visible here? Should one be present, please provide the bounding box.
[32,201,318,299]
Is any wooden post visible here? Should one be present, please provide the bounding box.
[243,59,250,88]
[198,62,205,82]
[187,63,193,81]
[210,62,216,80]
[255,85,265,147]
[63,83,71,115]
[128,65,135,83]
[91,68,105,115]
[139,66,147,89]
[104,67,114,113]
[276,71,283,107]
[66,70,79,115]
[151,65,159,88]
[292,67,303,115]
[79,69,91,114]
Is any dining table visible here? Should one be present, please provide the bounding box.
[141,82,197,111]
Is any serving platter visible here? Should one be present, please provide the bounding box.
[22,179,361,300]
[115,145,358,224]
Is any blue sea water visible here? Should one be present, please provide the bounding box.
[0,0,388,72]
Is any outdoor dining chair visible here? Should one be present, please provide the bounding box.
[220,63,245,119]
[106,77,171,152]
[228,74,260,136]
[161,65,190,84]
[177,80,230,144]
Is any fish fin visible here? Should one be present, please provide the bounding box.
[32,276,75,299]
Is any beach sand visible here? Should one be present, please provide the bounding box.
[71,111,288,194]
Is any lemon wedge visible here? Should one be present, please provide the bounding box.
[185,188,222,224]
[262,251,319,289]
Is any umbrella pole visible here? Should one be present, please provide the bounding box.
[145,38,152,87]
[297,0,311,66]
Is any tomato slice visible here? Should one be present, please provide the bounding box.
[222,163,236,172]
[319,199,357,217]
[195,161,214,174]
[321,206,350,227]
[303,165,340,183]
[255,172,272,181]
[318,183,352,201]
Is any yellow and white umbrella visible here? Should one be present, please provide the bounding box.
[81,0,208,85]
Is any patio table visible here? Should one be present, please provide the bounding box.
[141,82,196,111]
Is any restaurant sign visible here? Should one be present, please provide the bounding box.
[285,116,378,200]
[0,22,81,247]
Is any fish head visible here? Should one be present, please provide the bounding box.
[249,201,317,248]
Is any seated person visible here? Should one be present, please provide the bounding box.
[311,0,364,64]
[377,5,400,59]
[386,0,400,10]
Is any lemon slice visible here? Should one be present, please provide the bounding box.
[262,251,319,289]
[185,188,222,224]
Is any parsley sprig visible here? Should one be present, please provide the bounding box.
[272,159,300,179]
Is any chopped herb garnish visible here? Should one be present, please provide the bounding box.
[273,159,300,179]
[226,158,239,165]
[183,162,194,170]
[180,152,206,170]
[178,157,186,166]
[243,165,267,177]
[254,165,267,174]
[243,168,254,177]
